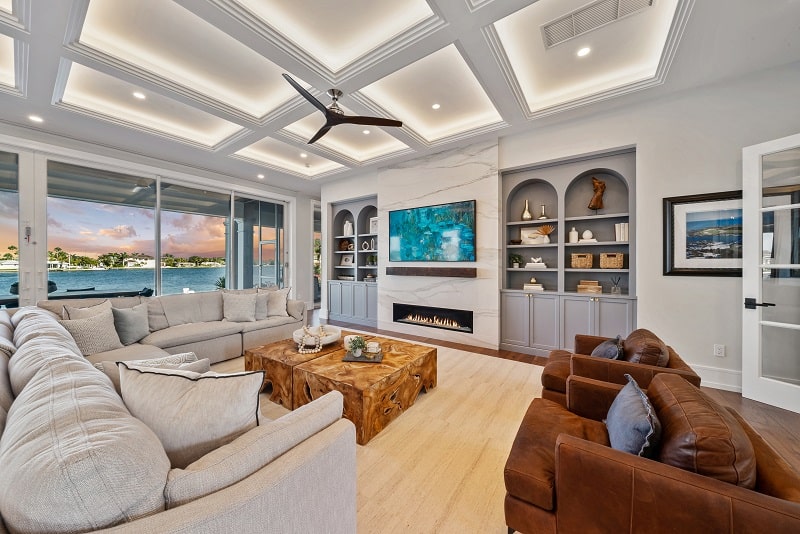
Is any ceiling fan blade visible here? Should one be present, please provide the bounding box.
[282,73,327,114]
[307,125,333,144]
[339,115,403,128]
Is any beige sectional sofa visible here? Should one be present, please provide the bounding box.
[0,306,357,533]
[37,289,306,364]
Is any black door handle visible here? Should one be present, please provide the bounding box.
[744,298,776,309]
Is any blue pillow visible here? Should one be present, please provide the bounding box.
[605,374,661,458]
[591,335,622,359]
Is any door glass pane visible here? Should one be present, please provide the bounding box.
[0,151,18,307]
[313,204,321,306]
[760,147,800,385]
[232,195,284,289]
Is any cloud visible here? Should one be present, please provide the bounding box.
[98,225,138,238]
[79,230,94,235]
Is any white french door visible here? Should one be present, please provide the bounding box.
[742,132,800,413]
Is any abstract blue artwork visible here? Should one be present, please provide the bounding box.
[389,200,476,262]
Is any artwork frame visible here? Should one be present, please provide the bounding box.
[369,216,379,234]
[663,190,743,276]
[340,254,354,266]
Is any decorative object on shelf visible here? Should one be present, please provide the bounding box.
[537,224,554,244]
[365,273,376,282]
[520,228,551,244]
[337,275,355,280]
[569,227,579,243]
[340,254,354,266]
[521,199,533,220]
[577,280,602,293]
[523,278,544,291]
[509,253,523,268]
[538,204,548,219]
[370,237,375,250]
[369,216,379,234]
[610,276,622,295]
[343,220,354,236]
[579,229,597,243]
[600,252,624,269]
[509,239,522,245]
[663,190,743,277]
[339,239,353,251]
[526,257,546,269]
[344,335,367,358]
[293,325,341,354]
[588,177,606,210]
[367,255,377,266]
[571,253,593,269]
[361,241,371,251]
[614,222,629,242]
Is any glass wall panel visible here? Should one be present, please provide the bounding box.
[313,203,321,306]
[232,195,285,289]
[0,151,18,307]
[47,161,156,295]
[160,183,228,294]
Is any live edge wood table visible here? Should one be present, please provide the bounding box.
[292,336,437,445]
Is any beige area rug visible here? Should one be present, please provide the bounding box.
[258,341,543,534]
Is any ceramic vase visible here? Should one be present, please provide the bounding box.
[569,227,578,243]
[521,200,533,221]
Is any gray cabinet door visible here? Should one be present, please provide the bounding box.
[531,293,559,350]
[596,298,635,339]
[328,282,342,315]
[501,292,530,347]
[560,295,593,352]
[340,281,354,317]
[353,283,367,319]
[366,283,378,320]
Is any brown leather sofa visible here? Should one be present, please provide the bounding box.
[504,373,800,533]
[541,329,700,406]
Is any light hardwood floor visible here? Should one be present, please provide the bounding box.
[215,325,800,533]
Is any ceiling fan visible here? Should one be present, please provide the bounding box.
[282,73,403,144]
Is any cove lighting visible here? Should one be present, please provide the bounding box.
[577,47,591,57]
[132,91,146,100]
[431,103,441,110]
[28,115,43,123]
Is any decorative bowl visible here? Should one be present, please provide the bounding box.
[292,325,341,347]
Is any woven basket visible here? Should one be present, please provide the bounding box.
[571,253,593,269]
[600,253,624,269]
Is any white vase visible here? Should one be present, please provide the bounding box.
[352,348,362,358]
[343,220,353,236]
[569,227,578,243]
[542,235,550,244]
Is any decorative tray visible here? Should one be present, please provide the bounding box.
[342,350,383,363]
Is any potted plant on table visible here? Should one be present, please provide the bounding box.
[347,335,367,357]
[508,253,523,269]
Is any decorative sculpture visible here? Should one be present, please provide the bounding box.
[588,177,606,210]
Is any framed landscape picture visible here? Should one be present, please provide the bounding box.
[663,190,743,276]
[340,254,354,266]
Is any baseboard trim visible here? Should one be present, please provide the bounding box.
[693,363,742,393]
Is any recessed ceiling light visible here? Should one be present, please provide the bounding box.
[577,47,591,57]
[133,91,146,100]
[300,153,308,159]
[363,129,370,135]
[431,103,441,110]
[28,115,43,123]
[257,174,264,179]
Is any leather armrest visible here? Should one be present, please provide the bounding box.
[571,354,700,389]
[565,376,622,421]
[554,434,800,532]
[574,334,609,355]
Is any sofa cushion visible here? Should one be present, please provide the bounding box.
[223,288,267,320]
[119,364,263,468]
[605,374,661,458]
[0,309,14,357]
[140,321,243,349]
[504,398,609,511]
[262,287,291,317]
[648,373,757,488]
[591,335,622,359]
[147,296,170,332]
[64,299,111,319]
[59,308,124,356]
[238,315,300,333]
[11,306,73,348]
[0,358,170,533]
[37,296,142,318]
[622,328,669,367]
[8,338,86,396]
[159,292,224,326]
[540,350,572,394]
[95,352,209,393]
[164,390,344,508]
[223,292,257,322]
[112,302,150,345]
[83,342,171,365]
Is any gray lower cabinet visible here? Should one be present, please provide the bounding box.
[500,291,560,356]
[328,281,377,327]
[560,295,636,352]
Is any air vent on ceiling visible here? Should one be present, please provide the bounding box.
[542,0,654,48]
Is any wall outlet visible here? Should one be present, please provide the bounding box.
[713,344,726,358]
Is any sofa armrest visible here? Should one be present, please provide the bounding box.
[287,299,306,322]
[574,334,609,355]
[566,375,622,421]
[554,434,800,533]
[571,353,700,389]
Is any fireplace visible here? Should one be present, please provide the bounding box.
[392,303,473,333]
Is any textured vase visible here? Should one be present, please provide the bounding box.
[521,200,533,221]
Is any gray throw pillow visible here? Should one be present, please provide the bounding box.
[58,309,123,356]
[591,335,623,359]
[111,303,150,345]
[222,292,257,322]
[605,374,661,458]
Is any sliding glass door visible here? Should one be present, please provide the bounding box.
[232,195,285,289]
[0,152,18,307]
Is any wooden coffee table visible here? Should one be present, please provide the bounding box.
[244,331,365,408]
[292,336,437,445]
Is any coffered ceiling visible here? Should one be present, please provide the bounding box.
[0,0,797,195]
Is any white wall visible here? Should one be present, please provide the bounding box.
[500,62,800,391]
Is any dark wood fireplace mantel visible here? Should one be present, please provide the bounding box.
[385,267,477,278]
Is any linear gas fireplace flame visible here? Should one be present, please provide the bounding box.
[393,303,473,334]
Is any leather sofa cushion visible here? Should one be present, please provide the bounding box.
[141,321,243,349]
[622,328,669,367]
[648,373,756,488]
[541,350,572,393]
[505,398,609,511]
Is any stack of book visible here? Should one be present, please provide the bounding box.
[525,261,546,269]
[523,283,544,291]
[614,222,629,242]
[576,280,602,294]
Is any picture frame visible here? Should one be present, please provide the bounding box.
[340,254,354,266]
[369,216,379,234]
[663,190,743,276]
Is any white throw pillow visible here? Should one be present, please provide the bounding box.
[222,292,257,322]
[94,353,209,394]
[58,309,123,356]
[261,287,291,317]
[64,299,112,320]
[119,363,263,468]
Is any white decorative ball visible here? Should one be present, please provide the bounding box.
[582,230,593,239]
